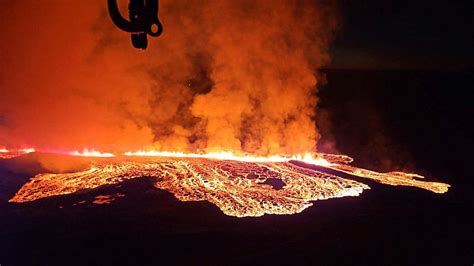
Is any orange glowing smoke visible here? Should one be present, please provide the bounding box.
[0,1,338,155]
[8,152,449,217]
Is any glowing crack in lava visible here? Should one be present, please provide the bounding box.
[8,152,449,217]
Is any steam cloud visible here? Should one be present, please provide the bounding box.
[0,0,338,155]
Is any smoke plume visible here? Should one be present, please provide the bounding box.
[0,0,338,155]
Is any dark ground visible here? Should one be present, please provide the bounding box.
[0,70,472,266]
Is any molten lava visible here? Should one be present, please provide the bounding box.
[6,151,449,217]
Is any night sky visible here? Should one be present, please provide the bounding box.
[330,0,473,70]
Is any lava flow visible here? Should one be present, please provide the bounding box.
[7,151,449,217]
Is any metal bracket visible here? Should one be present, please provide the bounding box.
[107,0,163,49]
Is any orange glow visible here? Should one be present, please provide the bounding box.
[0,1,339,156]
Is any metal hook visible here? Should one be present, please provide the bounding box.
[107,0,163,49]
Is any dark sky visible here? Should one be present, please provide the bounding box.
[329,0,473,70]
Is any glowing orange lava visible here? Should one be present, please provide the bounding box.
[6,150,450,217]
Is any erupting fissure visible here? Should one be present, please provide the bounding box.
[0,1,451,218]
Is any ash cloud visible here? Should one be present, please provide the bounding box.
[0,0,338,155]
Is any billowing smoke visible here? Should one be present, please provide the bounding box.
[0,0,338,155]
